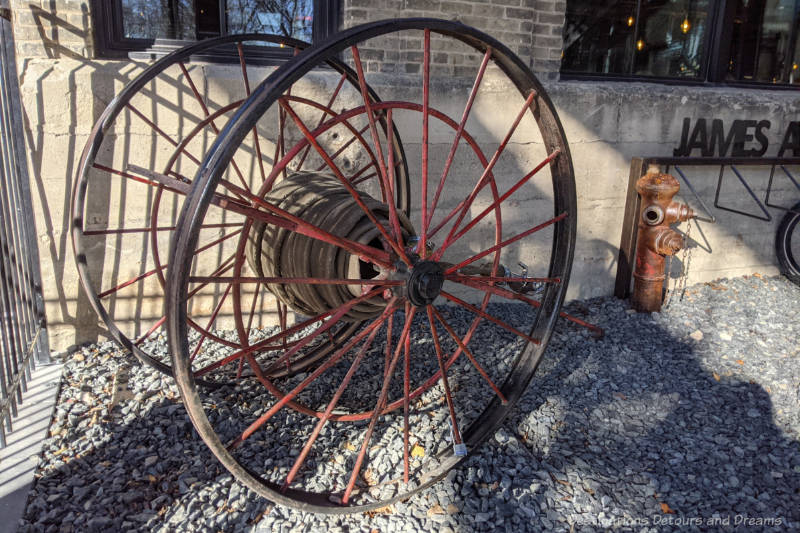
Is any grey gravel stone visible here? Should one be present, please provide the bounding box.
[16,275,800,532]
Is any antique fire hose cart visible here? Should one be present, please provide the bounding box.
[72,19,585,512]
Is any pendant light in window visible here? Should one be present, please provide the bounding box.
[681,16,691,34]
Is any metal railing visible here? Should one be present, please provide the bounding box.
[0,5,51,448]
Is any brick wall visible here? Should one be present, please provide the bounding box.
[9,0,94,59]
[341,0,566,80]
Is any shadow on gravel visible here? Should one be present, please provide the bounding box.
[459,288,800,532]
[17,350,272,533]
[17,280,800,533]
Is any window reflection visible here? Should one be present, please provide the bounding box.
[562,0,709,78]
[120,0,314,43]
[632,0,709,77]
[725,0,800,84]
[226,0,313,42]
[122,0,195,40]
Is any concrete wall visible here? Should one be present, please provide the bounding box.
[9,0,800,351]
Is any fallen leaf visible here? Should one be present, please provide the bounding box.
[753,272,763,279]
[343,441,356,452]
[363,505,394,517]
[411,443,425,458]
[613,392,627,400]
[549,472,571,487]
[446,503,459,514]
[73,353,85,362]
[736,359,744,365]
[660,502,676,514]
[427,504,444,516]
[712,372,721,382]
[363,468,376,486]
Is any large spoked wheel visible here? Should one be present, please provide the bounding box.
[776,201,800,286]
[71,33,408,384]
[167,19,576,511]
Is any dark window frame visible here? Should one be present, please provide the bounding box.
[560,0,800,89]
[91,0,338,61]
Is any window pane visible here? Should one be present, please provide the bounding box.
[562,0,710,79]
[121,0,196,40]
[632,0,710,77]
[562,1,638,75]
[725,0,800,84]
[225,0,314,43]
[119,0,314,43]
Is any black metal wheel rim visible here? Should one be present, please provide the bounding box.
[70,33,409,384]
[167,18,577,512]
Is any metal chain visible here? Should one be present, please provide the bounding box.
[663,217,693,309]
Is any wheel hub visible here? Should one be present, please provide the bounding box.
[406,261,444,307]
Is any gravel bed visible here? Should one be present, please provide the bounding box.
[16,275,800,532]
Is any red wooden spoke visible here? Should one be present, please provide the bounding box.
[430,305,507,403]
[426,305,464,448]
[178,61,252,193]
[427,197,467,239]
[275,91,288,180]
[442,149,562,251]
[260,286,385,375]
[195,287,383,378]
[189,282,233,362]
[274,95,383,185]
[125,103,202,166]
[440,290,540,345]
[277,300,289,358]
[429,91,537,255]
[281,302,396,490]
[236,43,267,185]
[426,48,492,231]
[98,265,160,299]
[445,274,561,285]
[237,283,263,379]
[92,163,183,195]
[296,72,347,170]
[349,168,379,187]
[216,176,394,269]
[229,301,392,450]
[84,222,239,236]
[402,308,411,483]
[133,315,166,346]
[384,313,394,380]
[444,212,568,274]
[342,306,417,504]
[98,227,240,300]
[450,275,604,336]
[186,276,404,286]
[278,100,411,265]
[350,46,392,205]
[136,252,237,347]
[420,29,431,257]
[245,282,261,333]
[384,108,404,246]
[348,46,410,259]
[190,230,243,263]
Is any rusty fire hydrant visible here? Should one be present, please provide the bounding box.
[632,165,694,312]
